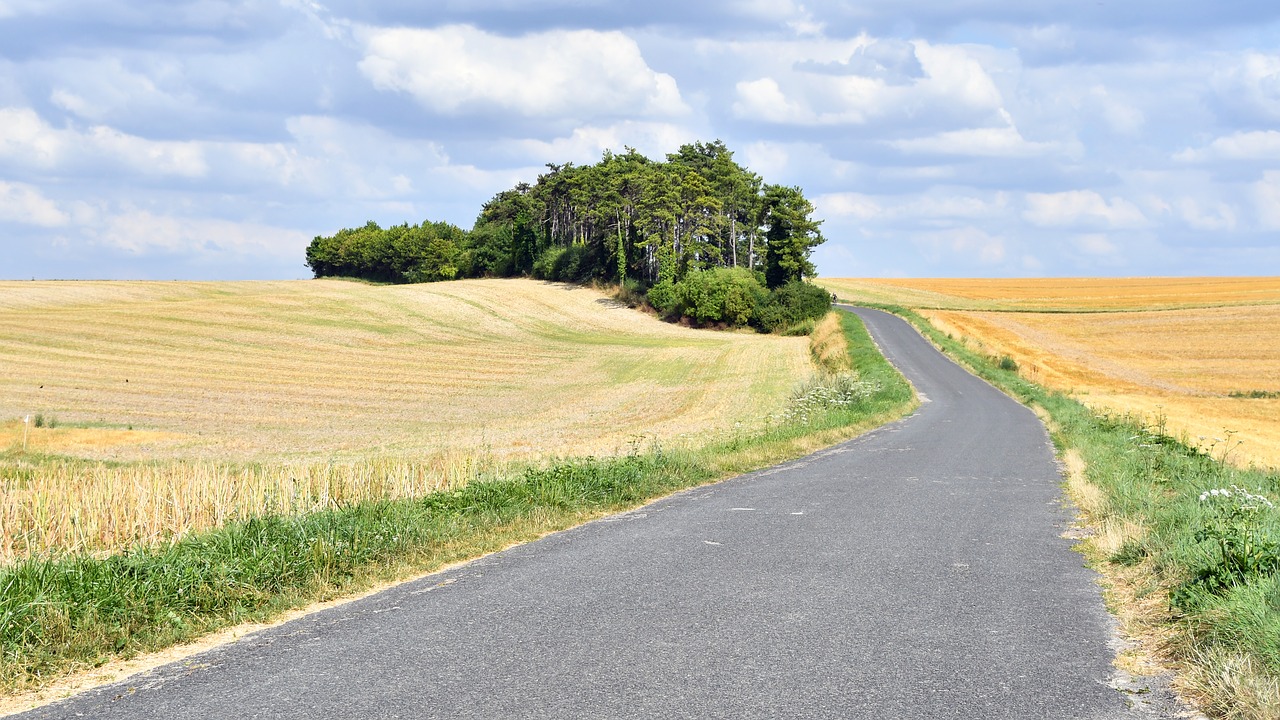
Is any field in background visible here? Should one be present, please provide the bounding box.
[821,277,1280,470]
[1,279,810,561]
[820,276,1280,312]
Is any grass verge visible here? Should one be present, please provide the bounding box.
[0,311,914,698]
[874,303,1280,720]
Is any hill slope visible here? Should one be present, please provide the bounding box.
[0,279,810,462]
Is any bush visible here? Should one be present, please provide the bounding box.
[675,268,767,326]
[644,274,830,333]
[753,281,832,333]
[531,247,566,280]
[646,280,679,316]
[532,245,601,283]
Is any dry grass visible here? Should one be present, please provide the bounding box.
[820,277,1280,470]
[0,453,486,562]
[0,279,811,562]
[809,312,851,373]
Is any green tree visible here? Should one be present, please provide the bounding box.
[760,185,824,289]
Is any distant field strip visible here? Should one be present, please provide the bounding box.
[822,277,1280,470]
[821,276,1280,312]
[0,279,809,462]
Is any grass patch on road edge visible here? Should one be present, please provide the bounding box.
[876,303,1280,720]
[0,311,914,699]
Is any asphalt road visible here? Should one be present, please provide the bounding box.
[16,307,1177,719]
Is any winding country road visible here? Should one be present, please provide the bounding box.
[16,308,1178,719]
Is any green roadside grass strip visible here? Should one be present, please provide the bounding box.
[870,303,1280,719]
[0,311,914,694]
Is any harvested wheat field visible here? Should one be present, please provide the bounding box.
[1,278,808,462]
[821,277,1280,470]
[821,276,1280,312]
[0,279,811,560]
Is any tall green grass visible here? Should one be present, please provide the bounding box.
[0,311,914,695]
[877,304,1280,720]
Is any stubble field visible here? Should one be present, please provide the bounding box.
[820,276,1280,470]
[1,278,810,561]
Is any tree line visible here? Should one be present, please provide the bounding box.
[305,140,831,331]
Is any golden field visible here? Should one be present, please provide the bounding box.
[821,277,1280,470]
[821,276,1280,312]
[1,279,811,560]
[1,279,807,461]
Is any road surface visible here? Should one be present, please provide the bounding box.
[15,307,1178,719]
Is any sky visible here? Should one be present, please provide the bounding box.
[1,1,1278,281]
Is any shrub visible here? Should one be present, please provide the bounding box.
[646,280,679,316]
[753,281,832,333]
[531,247,566,280]
[675,268,767,326]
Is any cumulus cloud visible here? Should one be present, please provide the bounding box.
[0,107,208,177]
[1212,51,1280,123]
[1253,171,1280,230]
[817,190,1009,223]
[914,227,1007,266]
[504,121,693,166]
[732,38,1004,128]
[816,192,881,220]
[888,121,1070,158]
[1175,130,1280,162]
[357,25,687,119]
[0,181,69,226]
[1176,198,1237,231]
[90,209,310,258]
[1024,190,1147,229]
[797,38,924,84]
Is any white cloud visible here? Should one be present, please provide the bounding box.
[91,210,310,259]
[1089,85,1145,134]
[1175,130,1280,162]
[1253,171,1280,230]
[889,123,1063,158]
[914,227,1007,265]
[0,107,64,167]
[0,106,207,177]
[0,181,69,226]
[1024,190,1147,228]
[816,192,881,220]
[507,121,693,166]
[88,125,208,177]
[1212,51,1280,122]
[1176,198,1237,231]
[816,190,1009,223]
[357,25,687,118]
[731,38,1005,127]
[734,77,817,123]
[739,141,856,186]
[0,107,468,202]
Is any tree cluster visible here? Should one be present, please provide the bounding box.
[305,140,830,330]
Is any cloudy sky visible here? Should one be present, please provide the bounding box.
[1,1,1278,280]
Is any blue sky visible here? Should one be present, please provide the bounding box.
[1,0,1278,280]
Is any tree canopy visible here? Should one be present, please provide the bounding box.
[304,140,831,330]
